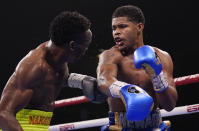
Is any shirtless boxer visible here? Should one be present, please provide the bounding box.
[0,11,105,131]
[97,5,178,131]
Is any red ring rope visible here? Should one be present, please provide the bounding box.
[55,73,199,108]
[174,73,199,86]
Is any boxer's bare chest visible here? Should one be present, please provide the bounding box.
[108,55,156,112]
[29,63,69,111]
[117,55,153,92]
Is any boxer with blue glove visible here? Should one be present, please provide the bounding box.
[134,45,169,93]
[109,81,154,121]
[97,5,178,131]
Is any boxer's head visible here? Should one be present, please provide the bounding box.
[49,11,92,62]
[112,5,145,54]
[112,5,145,25]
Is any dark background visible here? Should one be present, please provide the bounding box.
[0,0,198,130]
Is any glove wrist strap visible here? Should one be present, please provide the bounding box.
[151,71,169,92]
[109,81,129,98]
[68,73,87,89]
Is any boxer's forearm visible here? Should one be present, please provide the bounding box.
[156,86,178,111]
[97,74,117,96]
[0,112,23,131]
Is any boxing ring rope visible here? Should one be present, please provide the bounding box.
[50,73,199,131]
[55,96,89,108]
[54,73,199,108]
[174,73,199,86]
[49,104,199,131]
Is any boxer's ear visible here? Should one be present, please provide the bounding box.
[137,23,144,31]
[137,23,144,35]
[69,41,77,51]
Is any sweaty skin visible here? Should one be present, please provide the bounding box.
[97,17,177,113]
[0,42,68,130]
[0,29,92,131]
[2,42,69,112]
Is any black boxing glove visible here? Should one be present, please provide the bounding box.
[67,73,107,103]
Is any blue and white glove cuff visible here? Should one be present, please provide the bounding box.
[151,71,169,92]
[109,81,129,98]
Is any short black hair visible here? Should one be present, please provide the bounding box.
[49,11,91,46]
[112,5,145,24]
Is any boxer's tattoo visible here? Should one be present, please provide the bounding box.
[97,75,107,87]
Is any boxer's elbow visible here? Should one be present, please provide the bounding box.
[167,90,178,111]
[162,97,177,112]
[161,87,178,111]
[164,104,176,112]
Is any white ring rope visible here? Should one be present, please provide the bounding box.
[49,103,199,131]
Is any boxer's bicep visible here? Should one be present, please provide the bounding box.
[0,72,34,113]
[2,62,44,112]
[98,63,118,83]
[97,51,120,95]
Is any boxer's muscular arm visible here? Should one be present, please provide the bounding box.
[97,49,122,96]
[156,50,178,111]
[97,50,154,121]
[0,59,44,131]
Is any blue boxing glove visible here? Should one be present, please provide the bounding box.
[109,81,154,121]
[120,84,154,121]
[133,45,169,92]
